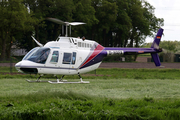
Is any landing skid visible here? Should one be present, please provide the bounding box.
[26,73,89,84]
[48,73,89,84]
[26,75,67,83]
[48,81,89,84]
[26,79,57,83]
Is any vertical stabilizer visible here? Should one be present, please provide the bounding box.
[151,53,161,66]
[151,28,163,49]
[151,28,164,67]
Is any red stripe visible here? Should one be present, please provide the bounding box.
[80,44,104,68]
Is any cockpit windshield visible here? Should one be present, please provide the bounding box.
[23,47,50,64]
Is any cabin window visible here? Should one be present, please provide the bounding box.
[82,43,84,47]
[78,42,81,47]
[50,51,59,63]
[23,47,39,60]
[62,52,77,64]
[87,44,89,48]
[26,47,50,64]
[63,53,72,64]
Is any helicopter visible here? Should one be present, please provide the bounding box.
[15,18,164,84]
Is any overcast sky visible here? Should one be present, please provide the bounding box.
[146,0,180,42]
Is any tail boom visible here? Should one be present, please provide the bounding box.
[103,28,164,67]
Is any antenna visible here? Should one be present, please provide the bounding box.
[46,18,86,37]
[56,34,61,41]
[31,36,43,47]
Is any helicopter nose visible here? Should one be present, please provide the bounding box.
[15,62,21,67]
[15,62,22,72]
[15,61,38,74]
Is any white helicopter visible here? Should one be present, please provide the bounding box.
[15,18,164,84]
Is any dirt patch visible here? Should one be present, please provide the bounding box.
[99,62,180,69]
[0,63,16,67]
[0,72,25,75]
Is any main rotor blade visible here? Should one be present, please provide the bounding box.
[47,18,86,26]
[47,17,86,37]
[46,18,66,25]
[69,22,86,26]
[31,36,43,47]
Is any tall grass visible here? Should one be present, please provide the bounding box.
[1,89,180,120]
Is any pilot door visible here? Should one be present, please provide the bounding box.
[61,51,77,74]
[44,50,60,74]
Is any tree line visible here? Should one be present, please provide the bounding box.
[142,41,180,54]
[0,0,164,60]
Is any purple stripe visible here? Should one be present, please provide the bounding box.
[16,65,77,70]
[79,42,99,68]
[80,50,107,69]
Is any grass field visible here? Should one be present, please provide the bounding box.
[1,78,180,99]
[1,68,180,119]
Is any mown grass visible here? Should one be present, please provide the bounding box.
[1,67,180,80]
[1,67,180,119]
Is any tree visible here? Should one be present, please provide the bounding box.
[113,0,132,47]
[91,0,118,46]
[126,0,164,47]
[23,0,75,44]
[159,41,180,53]
[89,0,163,48]
[0,0,37,60]
[72,0,98,38]
[0,0,164,58]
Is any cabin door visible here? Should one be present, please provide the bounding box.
[61,51,77,74]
